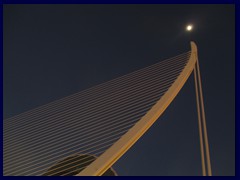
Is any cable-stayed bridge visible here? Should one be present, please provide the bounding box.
[3,42,211,176]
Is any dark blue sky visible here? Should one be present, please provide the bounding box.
[4,4,235,175]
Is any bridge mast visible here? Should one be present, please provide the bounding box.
[192,42,212,176]
[78,42,198,176]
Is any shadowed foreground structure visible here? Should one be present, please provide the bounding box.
[42,154,117,176]
[3,42,211,176]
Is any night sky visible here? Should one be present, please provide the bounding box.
[3,4,235,176]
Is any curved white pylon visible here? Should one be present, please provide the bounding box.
[77,42,198,176]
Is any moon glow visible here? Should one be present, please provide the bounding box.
[186,25,193,31]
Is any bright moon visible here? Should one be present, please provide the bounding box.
[186,25,193,31]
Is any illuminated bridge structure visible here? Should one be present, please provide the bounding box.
[3,42,212,176]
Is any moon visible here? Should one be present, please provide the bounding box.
[186,24,193,31]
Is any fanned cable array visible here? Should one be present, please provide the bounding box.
[4,51,191,176]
